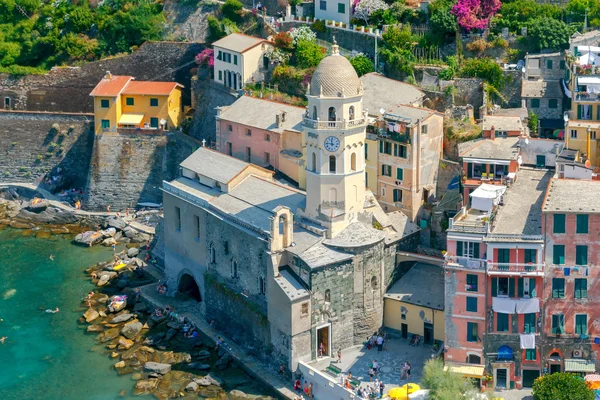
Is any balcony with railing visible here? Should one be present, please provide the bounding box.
[448,207,492,234]
[574,91,600,102]
[302,116,367,130]
[444,255,487,270]
[377,128,411,144]
[487,262,545,276]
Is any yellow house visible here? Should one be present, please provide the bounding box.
[90,72,184,134]
[383,263,445,345]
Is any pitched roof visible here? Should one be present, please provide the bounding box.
[543,178,600,214]
[122,81,183,96]
[89,75,133,97]
[384,263,445,311]
[458,137,520,161]
[218,96,305,133]
[180,147,251,184]
[385,104,437,127]
[212,33,269,53]
[482,115,524,132]
[360,73,425,116]
[521,79,562,98]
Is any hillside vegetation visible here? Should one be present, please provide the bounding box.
[0,0,165,74]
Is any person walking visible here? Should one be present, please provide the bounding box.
[379,380,384,398]
[368,366,375,382]
[337,348,342,364]
[376,335,383,351]
[308,382,313,399]
[372,360,379,376]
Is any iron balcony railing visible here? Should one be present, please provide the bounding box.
[444,255,487,270]
[302,116,367,130]
[487,262,545,274]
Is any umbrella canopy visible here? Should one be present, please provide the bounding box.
[388,384,421,399]
[585,374,600,382]
[400,383,421,393]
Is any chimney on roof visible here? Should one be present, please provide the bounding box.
[281,111,286,123]
[276,113,281,127]
[490,125,495,140]
[105,71,112,80]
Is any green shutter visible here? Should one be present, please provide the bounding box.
[560,60,566,69]
[524,313,536,333]
[509,278,515,298]
[554,214,565,233]
[473,242,480,259]
[529,278,536,297]
[552,315,558,334]
[575,315,587,335]
[497,313,509,332]
[576,246,588,265]
[379,140,383,153]
[547,59,553,69]
[467,163,473,178]
[578,104,583,119]
[456,241,463,257]
[393,144,398,157]
[553,245,565,265]
[396,168,403,180]
[381,165,385,175]
[518,278,524,298]
[492,277,498,297]
[466,297,477,312]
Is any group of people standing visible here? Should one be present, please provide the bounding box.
[367,331,387,352]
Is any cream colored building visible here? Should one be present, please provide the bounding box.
[376,105,444,222]
[212,33,273,90]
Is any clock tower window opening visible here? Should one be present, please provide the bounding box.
[311,152,317,172]
[313,106,318,120]
[349,106,355,120]
[351,152,357,171]
[329,155,336,173]
[328,107,336,121]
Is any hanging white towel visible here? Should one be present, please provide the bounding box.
[520,333,536,349]
[516,298,540,314]
[492,297,517,314]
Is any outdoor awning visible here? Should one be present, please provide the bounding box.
[118,113,144,125]
[578,76,600,85]
[498,345,513,360]
[562,79,572,98]
[443,362,485,378]
[565,359,596,373]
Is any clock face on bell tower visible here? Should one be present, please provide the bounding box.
[324,136,340,152]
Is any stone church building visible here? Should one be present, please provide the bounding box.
[162,44,420,371]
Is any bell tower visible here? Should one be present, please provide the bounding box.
[301,40,367,237]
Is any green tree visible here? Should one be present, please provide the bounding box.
[421,358,476,400]
[68,6,95,34]
[460,57,505,88]
[348,54,374,76]
[295,39,325,68]
[428,0,457,37]
[532,373,594,400]
[528,112,539,136]
[526,17,572,51]
[221,0,244,23]
[494,0,562,33]
[379,25,416,75]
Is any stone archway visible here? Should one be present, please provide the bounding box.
[178,273,202,302]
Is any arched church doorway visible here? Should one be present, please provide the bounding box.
[178,274,202,302]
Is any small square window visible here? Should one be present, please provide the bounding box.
[571,130,578,139]
[549,99,558,109]
[265,133,270,142]
[100,99,109,108]
[101,119,110,129]
[320,0,326,9]
[228,124,233,132]
[422,124,428,134]
[401,314,406,320]
[234,55,238,65]
[337,2,345,12]
[466,297,477,312]
[526,348,536,361]
[246,128,252,136]
[301,302,309,315]
[126,97,134,106]
[150,98,158,107]
[531,99,540,108]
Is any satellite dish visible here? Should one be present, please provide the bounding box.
[379,108,385,115]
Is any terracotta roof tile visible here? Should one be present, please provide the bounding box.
[122,81,183,96]
[89,75,133,97]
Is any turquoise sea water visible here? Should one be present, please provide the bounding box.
[0,228,134,400]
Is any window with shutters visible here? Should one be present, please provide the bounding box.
[494,277,512,297]
[126,97,134,106]
[552,278,565,298]
[549,99,558,109]
[396,167,403,180]
[553,214,566,233]
[175,206,181,231]
[524,249,537,264]
[466,274,478,292]
[523,313,536,333]
[496,313,509,332]
[457,241,480,258]
[577,214,589,233]
[381,164,392,177]
[575,279,588,299]
[497,248,510,265]
[398,144,407,158]
[381,141,392,155]
[552,314,564,334]
[571,129,578,138]
[466,297,477,312]
[393,189,402,202]
[525,349,536,361]
[100,99,110,108]
[560,60,566,69]
[575,314,588,334]
[547,59,553,69]
[364,143,368,160]
[576,245,588,265]
[467,322,478,342]
[553,245,565,265]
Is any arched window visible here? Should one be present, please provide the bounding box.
[329,155,336,173]
[328,107,336,121]
[279,215,285,235]
[210,244,216,263]
[351,152,357,171]
[313,106,318,120]
[467,354,481,364]
[312,152,317,172]
[231,260,238,278]
[349,106,355,120]
[325,289,331,303]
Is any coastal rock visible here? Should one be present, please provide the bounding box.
[101,227,117,238]
[97,275,111,287]
[144,362,172,374]
[96,270,117,280]
[117,336,135,350]
[196,350,211,360]
[75,231,103,246]
[134,379,159,393]
[131,373,143,381]
[114,361,126,368]
[198,386,224,398]
[127,247,139,257]
[185,381,199,392]
[51,226,70,235]
[215,354,231,370]
[9,221,34,229]
[133,302,147,312]
[118,237,131,243]
[124,227,136,238]
[83,308,99,323]
[111,352,120,358]
[107,218,127,230]
[110,313,133,324]
[87,324,104,332]
[102,237,117,247]
[121,321,143,339]
[131,233,151,243]
[99,327,121,342]
[148,372,163,379]
[164,328,177,342]
[228,390,248,399]
[188,362,210,371]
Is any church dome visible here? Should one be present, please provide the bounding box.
[309,43,362,98]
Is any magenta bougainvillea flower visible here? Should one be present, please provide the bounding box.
[195,49,214,67]
[451,0,501,31]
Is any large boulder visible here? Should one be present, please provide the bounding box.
[196,350,211,360]
[188,362,211,371]
[144,362,171,374]
[97,275,110,287]
[110,313,133,324]
[74,231,103,246]
[121,320,143,339]
[215,354,231,370]
[185,381,199,392]
[194,375,221,387]
[164,328,177,342]
[101,227,117,238]
[127,247,139,258]
[134,379,159,394]
[83,308,99,323]
[102,237,117,247]
[107,218,127,230]
[228,390,248,399]
[117,336,135,350]
[131,232,151,243]
[98,327,121,342]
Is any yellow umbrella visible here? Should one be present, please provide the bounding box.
[387,384,421,399]
[400,383,421,393]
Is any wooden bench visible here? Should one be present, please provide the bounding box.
[324,363,342,377]
[349,378,361,388]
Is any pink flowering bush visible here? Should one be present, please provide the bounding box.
[195,49,214,67]
[451,0,501,31]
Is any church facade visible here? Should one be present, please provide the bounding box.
[161,43,420,371]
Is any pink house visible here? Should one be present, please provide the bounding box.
[216,95,305,185]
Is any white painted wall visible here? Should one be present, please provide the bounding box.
[297,361,356,400]
[518,138,563,167]
[315,0,351,25]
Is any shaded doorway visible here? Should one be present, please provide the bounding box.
[522,369,540,388]
[178,274,201,301]
[316,325,330,358]
[549,363,561,374]
[424,322,434,345]
[401,323,408,339]
[496,368,508,389]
